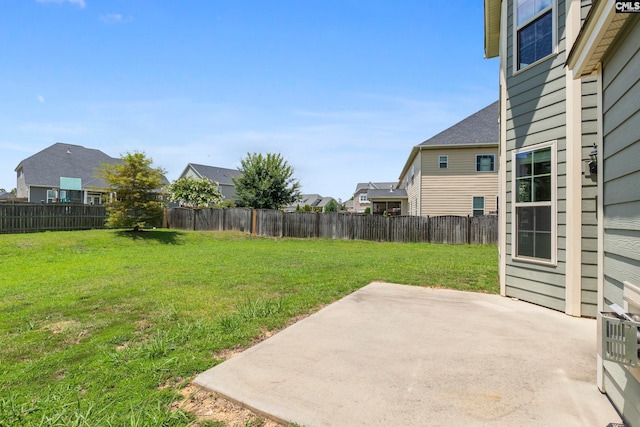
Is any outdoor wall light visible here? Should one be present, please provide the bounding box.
[588,144,598,175]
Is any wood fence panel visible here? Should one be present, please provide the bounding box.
[283,212,319,238]
[165,208,195,230]
[389,216,430,243]
[318,212,351,240]
[163,208,497,245]
[223,208,252,232]
[469,215,498,244]
[429,216,467,244]
[0,203,106,234]
[256,209,283,237]
[194,209,224,231]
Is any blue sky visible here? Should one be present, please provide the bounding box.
[1,0,498,201]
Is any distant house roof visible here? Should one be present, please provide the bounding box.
[418,101,499,148]
[15,142,120,189]
[367,188,408,200]
[354,182,397,193]
[183,163,241,186]
[284,194,337,211]
[398,102,499,184]
[0,192,13,199]
[299,194,323,206]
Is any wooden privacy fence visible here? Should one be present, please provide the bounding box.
[166,208,498,244]
[164,207,253,233]
[0,203,107,234]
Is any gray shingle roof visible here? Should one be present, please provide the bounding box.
[367,188,407,199]
[188,164,241,186]
[354,182,397,192]
[419,101,499,147]
[16,142,120,188]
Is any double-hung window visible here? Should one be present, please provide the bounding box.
[359,193,368,203]
[513,142,555,262]
[476,154,495,172]
[439,155,448,169]
[472,197,485,217]
[516,0,554,70]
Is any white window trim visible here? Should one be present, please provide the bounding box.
[513,0,558,74]
[438,155,448,169]
[359,193,369,203]
[476,154,496,172]
[511,140,557,265]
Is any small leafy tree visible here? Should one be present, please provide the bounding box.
[166,176,223,208]
[232,152,302,210]
[99,151,166,230]
[324,199,338,212]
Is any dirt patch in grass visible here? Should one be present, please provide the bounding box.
[174,385,283,427]
[177,311,318,426]
[44,320,81,334]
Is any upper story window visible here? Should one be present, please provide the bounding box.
[516,0,554,70]
[359,193,368,203]
[476,154,495,172]
[439,155,448,169]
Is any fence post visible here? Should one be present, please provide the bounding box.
[467,215,471,244]
[252,209,257,235]
[163,207,168,229]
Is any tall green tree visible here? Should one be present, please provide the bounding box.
[166,176,223,208]
[232,152,301,210]
[99,151,166,229]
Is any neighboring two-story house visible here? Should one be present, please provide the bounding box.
[485,0,639,423]
[177,163,242,202]
[397,101,499,217]
[15,142,120,205]
[350,182,398,213]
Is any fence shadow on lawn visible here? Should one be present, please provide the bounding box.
[115,229,186,244]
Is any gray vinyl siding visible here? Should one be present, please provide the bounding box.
[602,15,640,424]
[580,75,599,317]
[503,0,568,311]
[580,0,591,23]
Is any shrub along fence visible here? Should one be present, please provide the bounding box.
[0,203,107,234]
[166,208,498,244]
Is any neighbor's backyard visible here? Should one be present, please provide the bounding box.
[0,229,497,426]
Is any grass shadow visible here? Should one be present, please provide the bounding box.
[115,229,186,244]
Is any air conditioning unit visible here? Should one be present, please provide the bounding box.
[600,305,640,368]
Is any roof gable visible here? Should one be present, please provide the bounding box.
[418,101,499,148]
[16,143,120,189]
[187,163,241,186]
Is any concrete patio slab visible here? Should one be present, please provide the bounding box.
[194,282,622,426]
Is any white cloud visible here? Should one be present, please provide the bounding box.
[36,0,86,9]
[100,14,132,24]
[37,95,45,103]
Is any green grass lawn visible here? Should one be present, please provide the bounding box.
[0,229,497,426]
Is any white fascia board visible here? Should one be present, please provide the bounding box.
[568,1,616,78]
